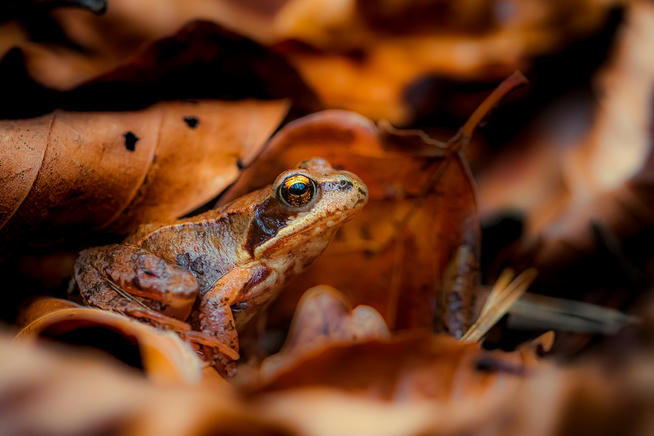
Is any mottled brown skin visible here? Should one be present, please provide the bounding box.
[74,158,368,360]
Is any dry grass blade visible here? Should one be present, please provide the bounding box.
[510,294,639,335]
[104,276,151,311]
[479,268,516,318]
[462,268,538,342]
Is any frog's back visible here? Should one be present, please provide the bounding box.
[128,208,250,294]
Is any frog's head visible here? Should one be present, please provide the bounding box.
[244,158,368,260]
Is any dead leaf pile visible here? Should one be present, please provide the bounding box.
[1,1,654,435]
[479,1,654,268]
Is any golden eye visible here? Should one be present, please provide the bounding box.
[278,174,316,208]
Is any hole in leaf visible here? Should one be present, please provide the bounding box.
[123,131,139,151]
[183,116,199,129]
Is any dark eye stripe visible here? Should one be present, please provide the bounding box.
[245,198,298,256]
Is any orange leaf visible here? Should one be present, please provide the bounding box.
[260,285,389,377]
[219,110,480,335]
[254,331,534,403]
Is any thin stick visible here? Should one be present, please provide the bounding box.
[480,268,515,317]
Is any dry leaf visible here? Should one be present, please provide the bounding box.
[0,99,288,250]
[255,357,654,436]
[478,1,654,269]
[0,19,317,118]
[0,330,293,436]
[531,0,654,267]
[218,109,480,335]
[253,330,537,402]
[16,297,211,383]
[260,285,389,377]
[0,0,273,91]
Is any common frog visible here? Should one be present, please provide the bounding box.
[74,158,368,364]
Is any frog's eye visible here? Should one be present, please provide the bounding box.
[278,174,316,208]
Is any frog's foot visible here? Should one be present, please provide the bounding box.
[181,331,239,360]
[196,346,238,378]
[197,267,255,355]
[134,312,239,361]
[129,308,238,359]
[127,307,193,331]
[75,244,199,321]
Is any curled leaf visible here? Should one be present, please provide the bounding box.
[260,285,389,377]
[17,297,208,384]
[1,331,294,436]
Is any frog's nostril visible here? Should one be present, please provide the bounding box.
[339,179,354,191]
[357,186,368,198]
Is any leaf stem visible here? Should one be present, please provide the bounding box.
[453,70,528,151]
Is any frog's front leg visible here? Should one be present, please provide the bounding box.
[198,264,276,354]
[75,244,199,323]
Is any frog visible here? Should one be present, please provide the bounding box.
[74,158,368,365]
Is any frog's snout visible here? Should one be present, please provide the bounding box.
[336,171,368,211]
[297,157,368,213]
[352,176,368,207]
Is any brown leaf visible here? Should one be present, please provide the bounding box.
[0,99,288,250]
[254,331,534,402]
[218,110,480,335]
[68,20,320,113]
[0,0,272,91]
[0,330,293,436]
[252,317,654,436]
[260,285,389,377]
[530,1,654,267]
[0,19,317,118]
[255,357,654,436]
[280,285,390,351]
[16,297,213,383]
